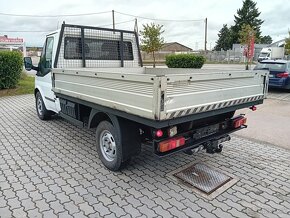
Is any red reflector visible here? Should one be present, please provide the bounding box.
[233,117,247,128]
[277,72,289,78]
[156,130,163,138]
[250,105,257,111]
[158,136,185,153]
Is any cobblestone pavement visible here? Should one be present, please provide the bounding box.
[267,89,290,102]
[1,95,290,218]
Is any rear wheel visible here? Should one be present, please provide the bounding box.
[96,121,129,171]
[35,92,52,120]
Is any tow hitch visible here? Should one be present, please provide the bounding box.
[204,135,231,154]
[183,135,231,155]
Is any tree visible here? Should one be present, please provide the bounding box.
[239,24,256,70]
[231,0,264,44]
[140,23,164,67]
[259,35,273,44]
[214,24,232,51]
[285,31,290,56]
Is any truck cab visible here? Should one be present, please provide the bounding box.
[24,25,141,119]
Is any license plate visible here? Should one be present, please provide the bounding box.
[269,74,274,78]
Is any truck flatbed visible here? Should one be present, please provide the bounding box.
[52,67,268,121]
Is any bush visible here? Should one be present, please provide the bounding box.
[165,54,206,68]
[0,51,23,89]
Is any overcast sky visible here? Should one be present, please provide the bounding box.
[0,0,289,49]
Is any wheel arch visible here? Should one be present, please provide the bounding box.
[34,88,39,96]
[88,109,117,129]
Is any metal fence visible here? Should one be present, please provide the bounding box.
[141,49,265,64]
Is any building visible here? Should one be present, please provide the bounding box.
[159,42,193,53]
[142,42,193,62]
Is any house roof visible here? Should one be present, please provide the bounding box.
[162,42,193,51]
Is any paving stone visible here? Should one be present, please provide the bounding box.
[107,203,127,217]
[29,190,43,202]
[42,191,57,203]
[63,201,80,215]
[0,196,8,207]
[49,200,65,214]
[12,207,27,218]
[212,208,234,218]
[1,95,290,218]
[92,202,111,217]
[198,208,218,218]
[123,204,142,217]
[167,206,188,218]
[2,188,16,199]
[0,206,12,218]
[61,184,76,195]
[69,193,85,205]
[21,198,36,211]
[124,196,142,208]
[7,197,21,210]
[57,211,74,218]
[78,202,95,215]
[35,199,51,213]
[137,205,158,217]
[227,208,249,218]
[27,208,42,218]
[56,192,71,204]
[42,209,58,218]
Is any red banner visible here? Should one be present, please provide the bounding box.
[248,36,255,58]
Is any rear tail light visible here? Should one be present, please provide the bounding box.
[155,129,163,138]
[276,72,289,78]
[158,136,185,153]
[233,117,247,128]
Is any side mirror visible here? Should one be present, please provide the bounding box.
[24,57,33,71]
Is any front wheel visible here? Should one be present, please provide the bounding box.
[96,121,129,171]
[35,92,52,120]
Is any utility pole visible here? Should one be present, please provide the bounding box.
[134,18,138,33]
[204,17,208,52]
[112,10,115,29]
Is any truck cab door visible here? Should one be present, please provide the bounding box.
[36,36,58,112]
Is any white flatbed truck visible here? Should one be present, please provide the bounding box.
[24,23,268,171]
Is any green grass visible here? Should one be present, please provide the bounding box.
[0,73,34,97]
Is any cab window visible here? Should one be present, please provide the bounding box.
[44,37,54,68]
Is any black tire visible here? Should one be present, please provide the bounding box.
[35,92,52,120]
[96,121,128,171]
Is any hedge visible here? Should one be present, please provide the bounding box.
[165,54,206,68]
[0,51,23,89]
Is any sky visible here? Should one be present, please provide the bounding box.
[0,0,289,49]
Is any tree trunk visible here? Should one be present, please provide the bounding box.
[152,51,156,68]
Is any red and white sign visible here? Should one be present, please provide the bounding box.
[0,36,24,43]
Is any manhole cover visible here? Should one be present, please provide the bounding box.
[173,163,232,195]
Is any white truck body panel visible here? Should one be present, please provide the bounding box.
[52,68,268,121]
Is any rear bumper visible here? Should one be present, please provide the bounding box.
[153,119,246,157]
[269,78,290,89]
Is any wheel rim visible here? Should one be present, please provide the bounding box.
[99,130,116,162]
[37,97,43,116]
